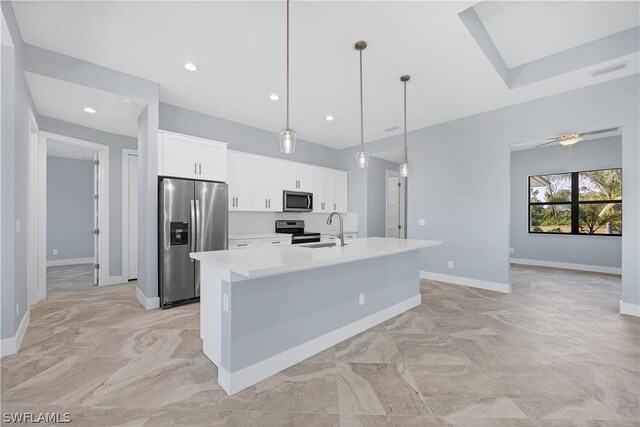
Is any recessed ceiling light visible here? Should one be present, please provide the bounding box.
[82,107,97,114]
[325,115,334,121]
[269,93,279,101]
[184,63,197,71]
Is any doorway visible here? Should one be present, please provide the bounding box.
[386,170,406,238]
[122,149,138,281]
[34,132,110,298]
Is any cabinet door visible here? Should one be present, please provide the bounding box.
[197,140,227,182]
[333,171,348,212]
[227,152,237,210]
[298,165,313,192]
[265,158,283,211]
[161,133,198,179]
[282,162,299,190]
[233,153,255,211]
[312,168,323,211]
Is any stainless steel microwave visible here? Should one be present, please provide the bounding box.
[283,190,313,212]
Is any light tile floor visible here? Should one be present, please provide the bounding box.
[46,264,95,295]
[1,265,638,426]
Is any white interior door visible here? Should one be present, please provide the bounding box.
[128,154,138,280]
[386,170,400,238]
[93,155,100,285]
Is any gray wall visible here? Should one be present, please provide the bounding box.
[358,75,639,307]
[159,103,343,170]
[510,136,622,268]
[367,156,402,238]
[1,2,37,340]
[38,117,138,276]
[46,157,94,262]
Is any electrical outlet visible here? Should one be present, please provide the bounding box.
[359,293,365,306]
[418,218,426,226]
[53,249,58,255]
[509,248,514,254]
[448,260,454,269]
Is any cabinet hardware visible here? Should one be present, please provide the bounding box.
[268,199,271,208]
[334,203,336,210]
[272,241,279,244]
[238,243,248,247]
[265,199,268,208]
[194,162,197,174]
[199,163,202,174]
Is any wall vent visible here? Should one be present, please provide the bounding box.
[590,60,629,77]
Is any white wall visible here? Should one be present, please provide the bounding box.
[46,156,94,262]
[510,136,622,269]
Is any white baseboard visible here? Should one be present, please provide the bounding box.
[136,287,159,310]
[1,311,30,358]
[510,258,622,275]
[46,257,94,267]
[620,301,640,317]
[420,271,511,293]
[215,294,421,395]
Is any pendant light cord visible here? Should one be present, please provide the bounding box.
[403,80,407,163]
[359,48,364,150]
[286,0,290,131]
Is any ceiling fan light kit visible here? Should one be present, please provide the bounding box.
[557,136,584,146]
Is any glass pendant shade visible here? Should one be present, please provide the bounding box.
[279,129,297,154]
[355,150,369,168]
[399,162,408,177]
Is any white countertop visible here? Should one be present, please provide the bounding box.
[229,233,290,240]
[191,237,441,278]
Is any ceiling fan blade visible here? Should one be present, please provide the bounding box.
[577,127,620,137]
[536,140,559,148]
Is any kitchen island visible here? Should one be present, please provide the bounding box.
[190,237,441,395]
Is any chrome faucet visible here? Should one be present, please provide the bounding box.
[326,212,345,246]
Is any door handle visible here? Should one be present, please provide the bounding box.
[265,199,268,208]
[194,163,197,174]
[190,200,196,259]
[268,199,271,208]
[199,163,202,175]
[195,199,201,252]
[334,203,336,210]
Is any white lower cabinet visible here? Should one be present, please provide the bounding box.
[229,235,292,249]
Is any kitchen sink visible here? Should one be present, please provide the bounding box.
[302,243,348,249]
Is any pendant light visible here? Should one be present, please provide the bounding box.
[399,75,410,177]
[279,0,296,154]
[354,41,369,168]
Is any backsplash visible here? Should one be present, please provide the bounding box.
[229,212,358,235]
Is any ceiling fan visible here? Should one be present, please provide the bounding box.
[536,127,619,148]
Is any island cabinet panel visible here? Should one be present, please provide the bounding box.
[158,131,227,181]
[192,238,440,396]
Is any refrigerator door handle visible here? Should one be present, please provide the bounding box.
[195,199,201,252]
[190,199,196,261]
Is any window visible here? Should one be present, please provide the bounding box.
[529,168,621,236]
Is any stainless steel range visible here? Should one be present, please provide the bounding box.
[275,220,321,244]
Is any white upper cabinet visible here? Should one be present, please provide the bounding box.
[332,170,348,212]
[313,168,348,213]
[198,140,227,182]
[228,151,283,212]
[283,162,312,192]
[158,131,227,181]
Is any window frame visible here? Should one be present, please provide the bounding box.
[528,168,622,237]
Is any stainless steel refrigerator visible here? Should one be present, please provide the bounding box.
[158,177,228,308]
